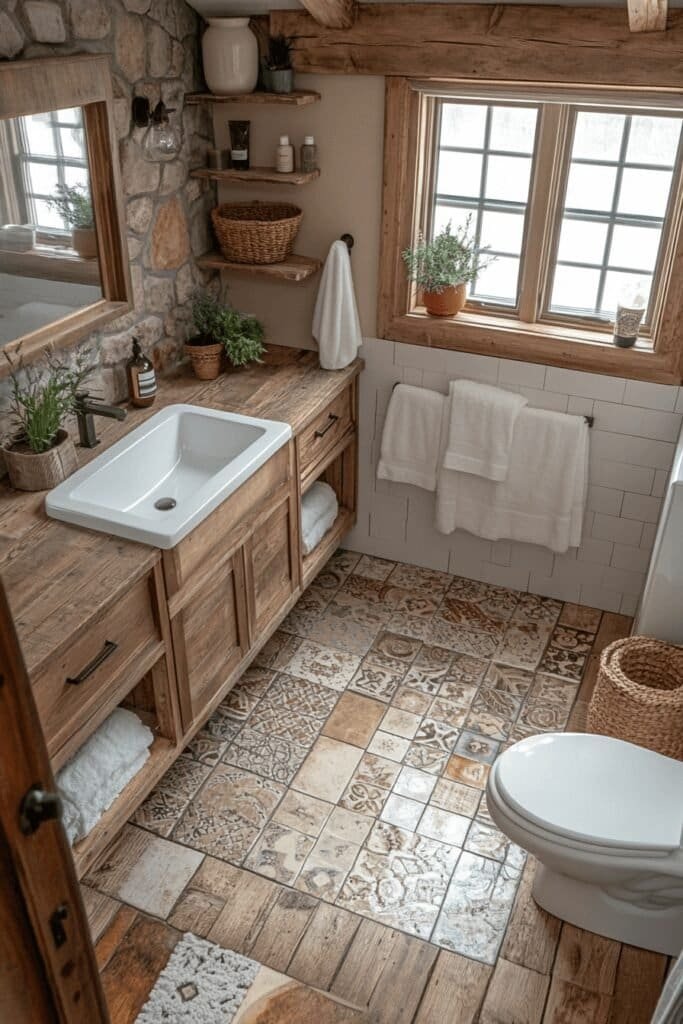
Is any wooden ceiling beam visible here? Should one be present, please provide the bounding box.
[298,0,357,29]
[627,0,667,31]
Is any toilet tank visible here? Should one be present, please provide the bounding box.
[633,422,683,643]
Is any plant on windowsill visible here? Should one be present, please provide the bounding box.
[402,218,493,317]
[262,34,293,94]
[46,183,97,261]
[3,348,94,491]
[186,294,265,380]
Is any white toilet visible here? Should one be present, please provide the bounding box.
[486,732,683,956]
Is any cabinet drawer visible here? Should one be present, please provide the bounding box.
[298,386,354,481]
[33,574,162,756]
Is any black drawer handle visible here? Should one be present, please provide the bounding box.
[66,641,118,685]
[314,413,339,439]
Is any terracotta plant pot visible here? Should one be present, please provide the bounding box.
[185,338,224,380]
[4,429,78,492]
[72,226,97,260]
[423,282,467,317]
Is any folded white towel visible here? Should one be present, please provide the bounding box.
[443,380,528,481]
[312,240,363,370]
[301,481,339,555]
[57,707,153,844]
[377,384,447,492]
[436,406,589,553]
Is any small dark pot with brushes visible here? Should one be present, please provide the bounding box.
[3,349,94,491]
[186,294,266,381]
[263,34,293,94]
[402,217,494,317]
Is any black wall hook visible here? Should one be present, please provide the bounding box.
[340,233,354,251]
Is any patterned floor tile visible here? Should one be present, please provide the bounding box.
[484,662,534,697]
[559,602,602,633]
[292,737,363,803]
[392,685,433,715]
[349,663,403,703]
[439,598,508,637]
[380,706,422,739]
[393,765,437,803]
[173,765,284,862]
[354,752,401,790]
[272,790,333,837]
[381,792,423,830]
[200,706,244,743]
[495,621,552,671]
[354,554,396,581]
[513,699,569,738]
[306,593,389,655]
[538,626,592,681]
[296,828,360,900]
[315,549,360,590]
[386,563,451,597]
[511,592,562,626]
[426,618,499,659]
[265,673,340,720]
[279,585,331,636]
[283,641,361,691]
[413,645,455,669]
[322,691,385,748]
[404,742,450,776]
[527,673,579,712]
[432,851,521,963]
[253,630,301,670]
[417,805,470,847]
[464,709,512,742]
[366,730,411,762]
[244,821,314,884]
[337,821,459,939]
[325,806,374,846]
[411,717,459,757]
[444,754,491,790]
[464,820,511,862]
[248,701,323,746]
[222,725,309,784]
[368,631,422,673]
[454,730,500,765]
[402,665,447,696]
[341,574,389,604]
[132,756,211,837]
[428,696,468,730]
[340,779,389,817]
[183,733,229,767]
[430,777,482,818]
[446,578,518,620]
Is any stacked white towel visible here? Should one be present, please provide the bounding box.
[377,384,446,492]
[312,240,363,370]
[301,481,339,555]
[443,380,528,481]
[57,707,154,845]
[436,406,589,553]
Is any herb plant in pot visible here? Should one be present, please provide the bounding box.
[186,295,265,380]
[402,219,492,317]
[263,35,293,94]
[47,184,97,260]
[3,350,93,492]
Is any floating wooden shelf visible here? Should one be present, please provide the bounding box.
[197,251,322,282]
[191,166,320,186]
[186,90,321,106]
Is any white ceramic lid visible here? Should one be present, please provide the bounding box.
[495,733,683,852]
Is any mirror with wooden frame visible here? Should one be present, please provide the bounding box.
[0,54,131,376]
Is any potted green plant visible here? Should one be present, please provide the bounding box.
[402,218,493,317]
[262,34,293,94]
[47,183,97,260]
[186,295,265,380]
[3,350,93,491]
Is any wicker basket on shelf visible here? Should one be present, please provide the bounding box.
[587,636,683,759]
[211,201,302,264]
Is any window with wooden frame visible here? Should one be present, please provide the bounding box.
[379,78,683,383]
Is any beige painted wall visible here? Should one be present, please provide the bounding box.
[211,73,385,349]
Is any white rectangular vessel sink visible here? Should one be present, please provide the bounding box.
[46,404,292,548]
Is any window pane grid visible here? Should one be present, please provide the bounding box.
[15,109,88,233]
[432,100,538,308]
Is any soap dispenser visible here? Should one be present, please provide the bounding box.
[126,338,157,408]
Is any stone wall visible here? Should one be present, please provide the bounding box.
[1,0,216,401]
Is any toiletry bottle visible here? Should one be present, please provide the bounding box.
[229,120,250,170]
[276,134,294,173]
[126,338,157,408]
[301,135,317,173]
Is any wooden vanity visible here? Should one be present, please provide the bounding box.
[0,347,361,876]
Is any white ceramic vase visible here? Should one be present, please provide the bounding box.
[202,17,258,96]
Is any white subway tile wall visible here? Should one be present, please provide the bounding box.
[344,337,683,616]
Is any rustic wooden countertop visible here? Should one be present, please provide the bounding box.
[0,346,362,676]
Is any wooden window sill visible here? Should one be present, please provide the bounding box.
[384,309,680,384]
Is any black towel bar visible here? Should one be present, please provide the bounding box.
[390,380,594,428]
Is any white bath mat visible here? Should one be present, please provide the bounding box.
[135,932,259,1023]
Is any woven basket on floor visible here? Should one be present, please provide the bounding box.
[211,201,302,264]
[587,636,683,759]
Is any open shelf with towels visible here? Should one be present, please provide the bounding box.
[301,433,357,588]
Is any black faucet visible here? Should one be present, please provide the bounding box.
[75,392,127,448]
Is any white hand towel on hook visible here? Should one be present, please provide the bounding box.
[312,239,363,370]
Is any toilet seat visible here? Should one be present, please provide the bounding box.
[493,732,683,853]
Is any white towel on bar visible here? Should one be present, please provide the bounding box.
[57,707,153,844]
[377,384,447,492]
[312,240,363,370]
[301,481,339,555]
[436,406,589,553]
[443,379,528,481]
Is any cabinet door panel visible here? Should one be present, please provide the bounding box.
[247,495,297,638]
[172,555,247,728]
